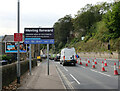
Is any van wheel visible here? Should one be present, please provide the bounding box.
[63,63,65,66]
[74,63,76,66]
[60,62,62,64]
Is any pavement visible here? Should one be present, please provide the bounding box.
[17,59,65,90]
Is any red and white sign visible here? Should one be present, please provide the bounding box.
[14,33,23,41]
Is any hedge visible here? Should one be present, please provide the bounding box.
[2,59,37,86]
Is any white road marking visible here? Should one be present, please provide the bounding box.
[70,74,80,84]
[64,67,68,71]
[81,66,86,69]
[90,69,111,77]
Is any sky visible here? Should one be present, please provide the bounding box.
[0,0,114,36]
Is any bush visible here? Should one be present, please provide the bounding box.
[2,55,11,61]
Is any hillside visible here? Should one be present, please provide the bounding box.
[52,2,120,53]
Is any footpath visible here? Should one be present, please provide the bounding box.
[18,60,65,90]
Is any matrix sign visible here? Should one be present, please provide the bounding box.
[24,28,54,44]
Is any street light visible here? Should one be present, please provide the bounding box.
[17,0,20,84]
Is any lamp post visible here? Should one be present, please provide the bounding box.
[17,0,20,84]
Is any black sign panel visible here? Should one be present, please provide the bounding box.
[24,28,54,44]
[24,28,54,39]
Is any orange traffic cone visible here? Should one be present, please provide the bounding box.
[86,61,88,67]
[101,61,106,72]
[94,58,97,64]
[104,59,107,66]
[76,59,78,63]
[88,57,90,63]
[114,62,118,75]
[119,60,120,69]
[79,58,82,65]
[92,60,95,68]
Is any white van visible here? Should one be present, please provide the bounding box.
[60,47,77,66]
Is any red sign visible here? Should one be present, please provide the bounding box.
[14,33,23,41]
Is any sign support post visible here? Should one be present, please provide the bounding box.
[24,28,54,75]
[47,44,49,75]
[29,44,32,75]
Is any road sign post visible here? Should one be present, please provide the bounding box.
[29,44,32,75]
[24,28,54,75]
[47,44,49,75]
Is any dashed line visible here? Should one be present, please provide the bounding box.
[64,67,68,71]
[81,66,86,69]
[70,74,80,84]
[90,69,111,77]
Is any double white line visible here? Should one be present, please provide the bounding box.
[70,74,80,84]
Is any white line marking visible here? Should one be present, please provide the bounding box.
[70,74,80,84]
[64,67,68,71]
[90,69,111,77]
[81,66,86,69]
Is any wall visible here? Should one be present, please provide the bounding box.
[78,52,118,59]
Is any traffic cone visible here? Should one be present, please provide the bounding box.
[94,58,97,64]
[86,61,88,67]
[119,60,120,69]
[76,59,78,63]
[104,59,107,66]
[92,60,95,68]
[88,57,90,63]
[79,58,82,65]
[114,62,118,75]
[101,61,106,72]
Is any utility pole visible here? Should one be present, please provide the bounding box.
[17,0,20,84]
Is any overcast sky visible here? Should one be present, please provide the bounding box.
[0,0,114,36]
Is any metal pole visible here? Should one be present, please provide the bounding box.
[47,44,49,75]
[29,44,32,75]
[17,0,20,84]
[38,44,40,56]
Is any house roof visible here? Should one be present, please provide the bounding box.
[2,35,14,42]
[2,34,24,42]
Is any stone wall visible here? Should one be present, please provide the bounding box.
[78,52,118,59]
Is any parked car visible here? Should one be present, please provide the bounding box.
[50,54,56,60]
[0,60,8,65]
[54,55,60,61]
[60,47,77,66]
[40,54,47,59]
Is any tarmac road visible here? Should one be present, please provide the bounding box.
[54,57,119,90]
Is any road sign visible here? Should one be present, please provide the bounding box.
[24,28,54,44]
[14,33,23,41]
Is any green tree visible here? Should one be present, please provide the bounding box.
[53,15,74,50]
[104,2,120,38]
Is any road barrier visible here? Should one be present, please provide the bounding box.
[101,61,106,72]
[79,57,119,76]
[114,62,118,75]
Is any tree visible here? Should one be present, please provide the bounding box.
[53,15,74,50]
[104,2,120,38]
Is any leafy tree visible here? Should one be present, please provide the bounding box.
[53,15,73,51]
[104,2,120,38]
